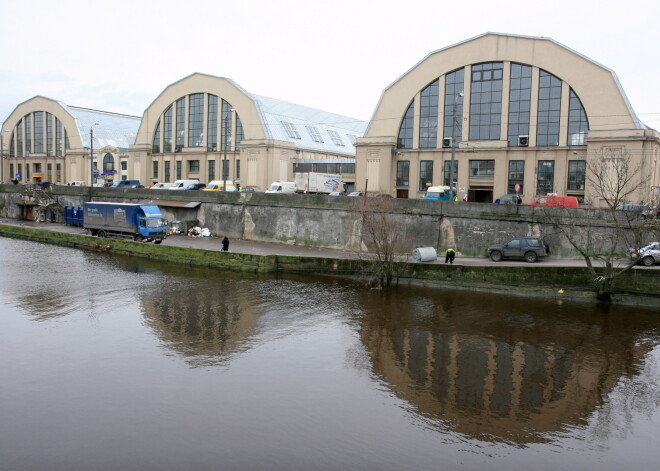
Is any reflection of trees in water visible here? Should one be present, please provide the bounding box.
[358,287,659,444]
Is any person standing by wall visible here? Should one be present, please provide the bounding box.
[445,248,455,264]
[221,236,229,252]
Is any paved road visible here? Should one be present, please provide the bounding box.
[1,217,655,270]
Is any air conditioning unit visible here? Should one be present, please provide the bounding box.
[442,138,452,148]
[518,135,529,147]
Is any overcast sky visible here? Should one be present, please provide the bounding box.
[1,0,659,131]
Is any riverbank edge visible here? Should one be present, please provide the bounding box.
[2,223,659,307]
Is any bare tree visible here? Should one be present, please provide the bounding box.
[541,149,658,302]
[352,196,411,289]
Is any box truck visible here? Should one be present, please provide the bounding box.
[83,202,167,243]
[294,172,344,194]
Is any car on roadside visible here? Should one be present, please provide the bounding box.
[348,191,364,197]
[629,242,660,267]
[616,204,658,220]
[488,236,550,263]
[184,182,207,190]
[329,191,343,196]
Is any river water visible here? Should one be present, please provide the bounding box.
[1,237,659,471]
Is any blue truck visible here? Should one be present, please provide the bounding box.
[83,202,167,243]
[424,185,451,200]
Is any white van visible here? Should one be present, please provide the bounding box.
[150,182,173,190]
[265,181,296,194]
[169,179,199,190]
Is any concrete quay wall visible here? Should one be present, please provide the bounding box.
[0,184,644,258]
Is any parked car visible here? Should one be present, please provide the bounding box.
[111,180,141,188]
[617,204,657,220]
[629,242,660,267]
[488,237,550,263]
[329,191,344,196]
[240,187,256,193]
[496,194,522,204]
[348,191,364,197]
[184,182,206,190]
[529,195,579,208]
[150,182,173,190]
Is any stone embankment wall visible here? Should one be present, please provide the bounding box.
[0,184,651,258]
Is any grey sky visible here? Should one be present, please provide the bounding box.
[1,0,658,131]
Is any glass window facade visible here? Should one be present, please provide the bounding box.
[55,119,62,156]
[34,112,44,154]
[163,106,173,153]
[536,70,562,146]
[396,161,410,186]
[189,160,200,173]
[507,63,532,146]
[567,160,586,191]
[236,116,244,150]
[176,160,182,180]
[222,100,233,151]
[152,121,161,154]
[419,160,433,191]
[443,160,458,187]
[397,102,414,149]
[103,154,114,174]
[188,93,204,147]
[568,89,588,146]
[469,63,503,140]
[419,80,438,148]
[175,99,185,150]
[25,115,31,154]
[46,113,53,156]
[469,160,495,177]
[164,161,170,182]
[536,160,555,195]
[208,160,215,181]
[208,95,218,151]
[152,161,158,179]
[16,121,23,157]
[507,160,524,194]
[443,68,465,142]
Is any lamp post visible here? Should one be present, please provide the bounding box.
[90,122,99,187]
[449,91,464,201]
[222,108,234,192]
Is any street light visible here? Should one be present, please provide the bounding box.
[222,108,234,192]
[90,122,99,187]
[449,91,464,201]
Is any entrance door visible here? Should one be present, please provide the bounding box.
[396,189,409,199]
[468,187,493,203]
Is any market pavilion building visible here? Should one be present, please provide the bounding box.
[0,96,140,185]
[131,73,367,191]
[355,33,660,206]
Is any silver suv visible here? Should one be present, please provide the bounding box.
[630,242,660,267]
[488,237,549,263]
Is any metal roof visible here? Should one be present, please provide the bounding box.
[64,105,141,151]
[250,94,368,156]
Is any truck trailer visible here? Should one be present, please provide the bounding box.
[83,202,167,243]
[294,172,344,194]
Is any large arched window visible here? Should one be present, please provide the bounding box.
[103,153,114,173]
[152,120,161,153]
[163,106,173,153]
[397,101,414,149]
[419,80,438,148]
[207,95,218,151]
[567,89,588,145]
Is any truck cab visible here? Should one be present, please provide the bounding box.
[424,186,451,200]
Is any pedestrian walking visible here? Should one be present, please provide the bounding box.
[516,195,522,205]
[445,248,455,264]
[463,194,468,202]
[222,236,229,252]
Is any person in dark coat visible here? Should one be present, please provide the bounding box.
[445,248,455,264]
[221,236,229,252]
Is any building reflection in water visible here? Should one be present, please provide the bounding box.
[357,288,658,444]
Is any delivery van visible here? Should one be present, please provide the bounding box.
[169,179,199,190]
[265,181,296,194]
[529,195,579,208]
[203,180,237,192]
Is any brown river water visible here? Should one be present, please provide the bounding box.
[1,237,659,471]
